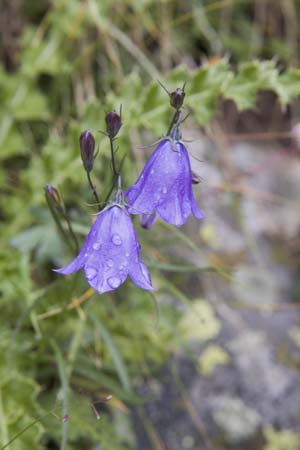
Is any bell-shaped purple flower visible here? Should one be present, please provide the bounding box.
[54,204,153,294]
[126,138,204,226]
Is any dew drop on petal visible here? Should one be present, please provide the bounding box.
[150,169,154,175]
[86,267,97,280]
[107,258,114,267]
[92,241,101,250]
[108,276,122,289]
[112,234,122,245]
[125,252,130,258]
[97,281,104,293]
[162,187,167,194]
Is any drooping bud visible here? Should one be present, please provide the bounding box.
[105,111,122,139]
[170,88,185,110]
[292,123,300,148]
[45,184,63,211]
[191,170,202,184]
[80,130,96,173]
[140,212,158,229]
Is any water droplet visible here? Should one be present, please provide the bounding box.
[150,169,154,175]
[97,281,104,293]
[86,267,97,280]
[162,187,167,194]
[92,241,101,250]
[125,252,130,257]
[107,259,114,267]
[108,276,121,289]
[112,234,122,245]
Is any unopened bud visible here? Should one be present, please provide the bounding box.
[140,212,158,229]
[80,130,95,173]
[105,111,122,139]
[45,184,62,210]
[191,170,202,184]
[292,123,300,148]
[170,88,185,110]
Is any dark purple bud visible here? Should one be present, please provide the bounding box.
[45,184,62,210]
[80,130,95,173]
[191,170,202,184]
[105,111,122,139]
[170,88,185,110]
[140,212,158,229]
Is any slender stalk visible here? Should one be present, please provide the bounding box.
[109,136,119,180]
[167,110,180,136]
[62,212,79,254]
[86,171,101,211]
[45,193,75,255]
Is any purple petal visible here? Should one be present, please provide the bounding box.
[54,205,153,294]
[126,139,204,226]
[53,207,113,275]
[129,259,154,291]
[126,139,174,214]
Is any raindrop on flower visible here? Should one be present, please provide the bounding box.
[112,234,122,245]
[108,276,121,289]
[92,241,101,250]
[86,267,97,280]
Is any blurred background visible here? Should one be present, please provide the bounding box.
[1,1,300,449]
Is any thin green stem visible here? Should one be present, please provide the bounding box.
[86,171,101,211]
[63,213,79,254]
[45,192,75,255]
[167,110,180,136]
[109,137,119,179]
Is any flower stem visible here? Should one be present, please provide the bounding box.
[109,136,122,189]
[45,192,76,255]
[62,211,79,254]
[86,171,101,211]
[167,110,181,136]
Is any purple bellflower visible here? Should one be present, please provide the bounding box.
[54,194,153,294]
[126,113,204,227]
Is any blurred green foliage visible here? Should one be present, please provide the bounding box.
[1,1,300,449]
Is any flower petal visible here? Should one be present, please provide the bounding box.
[129,258,154,291]
[126,139,204,226]
[83,206,133,294]
[53,209,112,275]
[55,204,153,293]
[126,139,180,214]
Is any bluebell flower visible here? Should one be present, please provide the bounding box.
[126,138,204,227]
[54,202,153,294]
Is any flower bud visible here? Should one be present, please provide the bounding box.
[139,212,158,229]
[170,88,185,110]
[105,111,122,139]
[45,184,62,210]
[80,130,95,173]
[191,170,202,184]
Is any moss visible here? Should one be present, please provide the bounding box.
[198,344,230,376]
[212,396,261,443]
[263,426,300,450]
[289,326,300,348]
[179,300,221,343]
